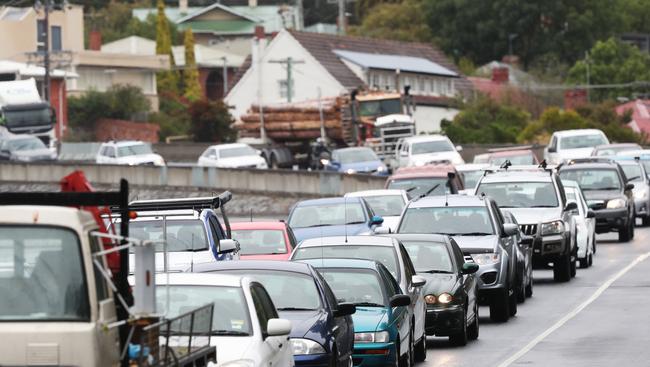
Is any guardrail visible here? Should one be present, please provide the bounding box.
[0,162,387,196]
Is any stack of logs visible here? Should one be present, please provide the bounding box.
[235,97,347,141]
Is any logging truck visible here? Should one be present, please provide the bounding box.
[235,89,417,169]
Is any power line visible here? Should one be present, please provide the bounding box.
[269,57,305,103]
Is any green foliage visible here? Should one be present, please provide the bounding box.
[441,97,530,144]
[182,29,203,102]
[457,57,476,76]
[155,0,180,95]
[567,38,650,102]
[355,0,400,21]
[349,0,431,42]
[188,100,236,143]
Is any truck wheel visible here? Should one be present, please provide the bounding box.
[489,289,510,322]
[618,221,631,242]
[270,154,279,170]
[553,255,571,282]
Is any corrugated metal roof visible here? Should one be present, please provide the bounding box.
[333,50,458,77]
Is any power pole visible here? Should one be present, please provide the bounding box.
[43,0,51,102]
[338,0,346,35]
[221,56,228,97]
[269,57,304,103]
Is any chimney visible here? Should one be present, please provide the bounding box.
[89,30,102,51]
[249,0,257,7]
[179,0,188,14]
[491,67,509,83]
[564,89,588,110]
[254,25,265,39]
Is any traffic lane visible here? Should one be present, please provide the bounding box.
[419,229,650,367]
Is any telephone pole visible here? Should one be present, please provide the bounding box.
[269,57,304,103]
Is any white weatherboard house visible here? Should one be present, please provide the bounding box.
[226,29,473,133]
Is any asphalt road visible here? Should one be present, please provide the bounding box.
[419,225,650,367]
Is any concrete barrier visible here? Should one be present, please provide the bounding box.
[0,162,387,196]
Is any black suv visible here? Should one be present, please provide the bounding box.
[558,158,635,242]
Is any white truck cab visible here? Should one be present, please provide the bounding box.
[544,129,609,164]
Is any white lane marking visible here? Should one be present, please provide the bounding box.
[497,251,650,367]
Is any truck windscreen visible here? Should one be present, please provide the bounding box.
[359,99,401,117]
[2,104,52,132]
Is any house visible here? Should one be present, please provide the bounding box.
[101,36,245,100]
[133,0,299,58]
[225,29,472,133]
[616,99,650,136]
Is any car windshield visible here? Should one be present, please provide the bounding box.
[231,229,287,255]
[215,270,321,310]
[7,137,46,151]
[117,144,153,157]
[0,226,89,321]
[489,154,535,165]
[318,268,387,306]
[129,220,208,252]
[219,146,257,158]
[289,202,366,228]
[460,170,484,188]
[559,134,607,149]
[559,169,622,191]
[361,195,405,216]
[156,285,251,335]
[401,241,454,273]
[293,245,400,280]
[399,206,494,235]
[477,181,559,208]
[334,148,379,164]
[411,140,454,155]
[621,164,643,182]
[639,161,650,177]
[387,178,450,197]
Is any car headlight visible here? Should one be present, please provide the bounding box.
[424,294,437,304]
[377,165,386,172]
[291,338,326,355]
[634,189,648,200]
[471,253,500,265]
[354,331,390,343]
[606,198,626,209]
[541,220,565,235]
[218,359,255,367]
[425,293,453,304]
[320,158,330,166]
[153,156,165,166]
[346,168,357,174]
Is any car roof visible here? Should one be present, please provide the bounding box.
[383,233,449,244]
[488,149,534,158]
[103,140,146,147]
[299,257,383,270]
[594,143,639,149]
[230,221,287,230]
[345,189,406,197]
[456,163,491,172]
[299,235,397,248]
[559,162,619,170]
[553,129,605,137]
[480,170,552,183]
[389,163,456,180]
[294,197,363,207]
[193,260,313,275]
[402,134,448,143]
[210,143,250,150]
[615,160,640,166]
[407,194,487,208]
[333,147,374,153]
[153,272,244,287]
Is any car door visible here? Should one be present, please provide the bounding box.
[491,202,516,283]
[316,271,353,363]
[450,238,477,321]
[105,146,117,164]
[250,283,294,367]
[379,265,409,358]
[398,243,425,343]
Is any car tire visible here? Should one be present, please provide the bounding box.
[592,233,597,254]
[467,302,479,341]
[525,275,533,298]
[630,217,635,239]
[588,252,593,267]
[393,339,401,367]
[489,289,510,322]
[553,254,571,282]
[449,309,468,346]
[579,257,589,269]
[570,256,577,278]
[517,276,526,303]
[619,221,632,242]
[408,328,415,366]
[414,334,426,362]
[508,286,518,316]
[643,216,650,227]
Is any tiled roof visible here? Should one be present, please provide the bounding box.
[616,99,650,135]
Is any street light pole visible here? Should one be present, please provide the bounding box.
[43,0,51,102]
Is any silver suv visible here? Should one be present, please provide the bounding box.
[475,167,578,282]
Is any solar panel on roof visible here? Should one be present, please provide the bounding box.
[333,49,458,77]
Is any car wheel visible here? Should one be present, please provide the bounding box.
[579,257,589,269]
[630,217,635,239]
[449,308,468,346]
[619,221,632,242]
[588,252,593,267]
[643,215,650,227]
[553,254,571,282]
[570,256,577,278]
[525,274,533,298]
[489,288,510,322]
[516,275,526,303]
[408,328,415,366]
[270,154,279,170]
[467,302,479,341]
[414,333,426,362]
[592,233,597,254]
[393,339,401,367]
[508,286,518,316]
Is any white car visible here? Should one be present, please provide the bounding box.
[563,180,596,268]
[152,273,295,367]
[96,141,165,166]
[456,163,490,195]
[394,135,464,168]
[198,143,268,169]
[344,189,409,232]
[543,129,609,164]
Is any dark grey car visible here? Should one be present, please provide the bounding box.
[0,134,56,162]
[396,195,519,322]
[502,210,533,302]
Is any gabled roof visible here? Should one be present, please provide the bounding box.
[175,2,258,24]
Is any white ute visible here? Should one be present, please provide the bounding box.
[544,129,609,164]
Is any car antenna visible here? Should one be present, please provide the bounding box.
[500,160,512,170]
[250,208,253,222]
[344,197,348,243]
[445,191,449,207]
[538,159,548,169]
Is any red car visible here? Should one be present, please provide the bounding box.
[230,221,298,260]
[385,163,464,197]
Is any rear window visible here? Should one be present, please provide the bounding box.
[387,177,450,197]
[476,181,559,208]
[129,220,208,252]
[558,169,622,191]
[293,245,400,281]
[231,229,287,255]
[559,134,607,149]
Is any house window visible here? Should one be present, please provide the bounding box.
[372,73,380,89]
[37,19,46,51]
[51,26,62,51]
[279,79,294,100]
[449,80,455,95]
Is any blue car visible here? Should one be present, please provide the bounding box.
[287,197,384,243]
[324,147,389,176]
[193,260,356,367]
[301,258,413,367]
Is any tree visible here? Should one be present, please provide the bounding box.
[567,38,650,102]
[349,0,431,42]
[188,100,236,143]
[441,97,530,144]
[182,29,203,101]
[155,0,180,95]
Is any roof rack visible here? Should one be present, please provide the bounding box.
[0,180,129,210]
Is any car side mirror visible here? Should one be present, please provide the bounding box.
[370,215,384,226]
[389,294,411,307]
[502,223,519,237]
[411,275,426,287]
[333,302,356,318]
[455,145,463,152]
[586,210,596,219]
[462,262,479,274]
[625,183,635,191]
[373,226,391,234]
[218,239,240,254]
[266,318,292,337]
[564,202,578,212]
[447,172,456,179]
